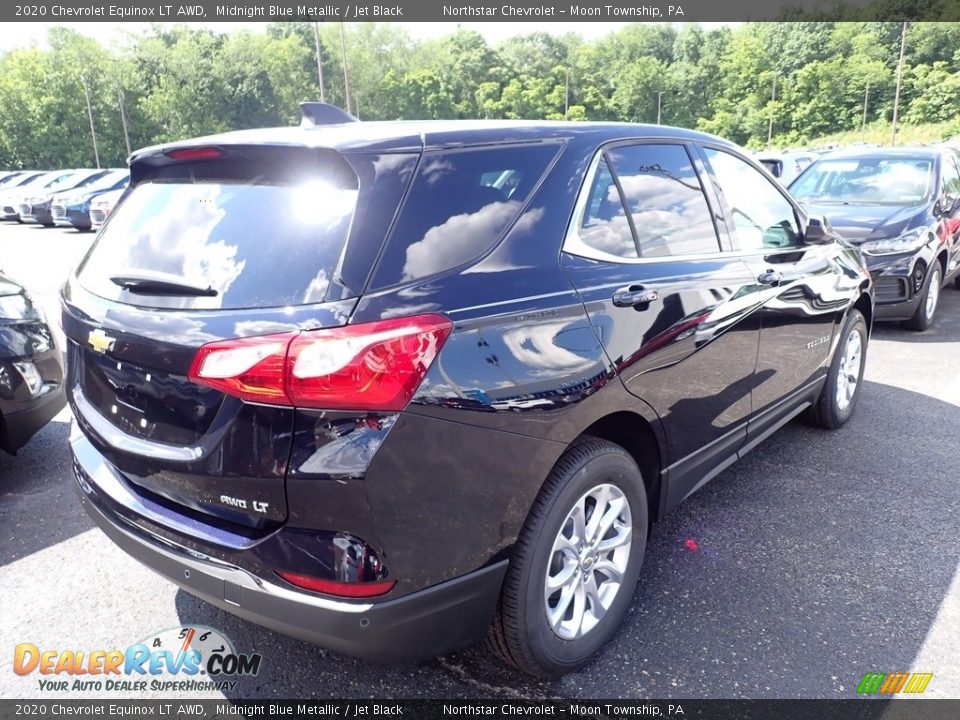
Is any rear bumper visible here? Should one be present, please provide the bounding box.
[70,425,507,662]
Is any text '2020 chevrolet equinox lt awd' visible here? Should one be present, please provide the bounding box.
[64,103,874,678]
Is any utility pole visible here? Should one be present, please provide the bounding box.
[891,21,908,147]
[81,75,101,169]
[564,68,570,121]
[117,84,131,157]
[313,22,325,103]
[339,22,351,115]
[861,81,870,136]
[767,75,777,146]
[656,91,664,125]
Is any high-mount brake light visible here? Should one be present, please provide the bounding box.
[187,314,453,412]
[166,147,223,161]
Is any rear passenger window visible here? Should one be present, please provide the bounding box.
[370,143,560,288]
[606,144,721,257]
[703,147,802,251]
[567,144,720,261]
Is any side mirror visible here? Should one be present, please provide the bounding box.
[803,215,836,245]
[934,193,960,218]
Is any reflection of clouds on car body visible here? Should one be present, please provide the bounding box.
[502,320,596,373]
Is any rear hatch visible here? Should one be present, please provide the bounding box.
[63,143,417,529]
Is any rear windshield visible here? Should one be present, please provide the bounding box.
[76,150,359,310]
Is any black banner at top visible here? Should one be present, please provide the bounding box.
[2,700,960,720]
[5,0,960,23]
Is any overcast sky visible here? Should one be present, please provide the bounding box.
[0,21,648,50]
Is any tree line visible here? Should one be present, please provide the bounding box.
[1,21,959,169]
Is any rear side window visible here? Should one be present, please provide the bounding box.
[76,149,360,310]
[369,143,561,288]
[606,144,721,257]
[567,143,720,261]
[577,157,637,259]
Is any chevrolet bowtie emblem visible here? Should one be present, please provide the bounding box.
[87,328,116,354]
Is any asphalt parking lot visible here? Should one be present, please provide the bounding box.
[1,220,959,700]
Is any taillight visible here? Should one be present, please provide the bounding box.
[187,314,452,412]
[275,571,396,598]
[188,332,293,404]
[287,314,451,411]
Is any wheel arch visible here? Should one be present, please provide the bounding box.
[576,411,664,523]
[853,291,873,337]
[936,249,948,279]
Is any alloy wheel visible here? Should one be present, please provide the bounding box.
[925,268,941,321]
[835,329,862,412]
[544,483,632,640]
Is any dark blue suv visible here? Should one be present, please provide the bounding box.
[64,105,874,677]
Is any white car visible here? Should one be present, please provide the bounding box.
[756,151,818,186]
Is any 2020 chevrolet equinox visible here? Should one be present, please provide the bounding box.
[65,104,874,677]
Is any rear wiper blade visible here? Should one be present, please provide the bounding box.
[110,274,218,297]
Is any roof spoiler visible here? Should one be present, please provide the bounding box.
[299,102,358,127]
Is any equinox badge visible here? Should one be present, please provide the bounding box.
[87,329,116,354]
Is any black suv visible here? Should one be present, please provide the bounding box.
[789,147,960,331]
[65,106,873,677]
[1,270,65,453]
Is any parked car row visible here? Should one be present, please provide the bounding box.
[0,169,128,231]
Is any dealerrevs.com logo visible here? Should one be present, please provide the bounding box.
[13,626,262,693]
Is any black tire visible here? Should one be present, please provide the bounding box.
[808,309,867,430]
[487,438,648,678]
[903,264,941,331]
[954,274,960,291]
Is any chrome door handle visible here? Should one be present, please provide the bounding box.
[612,286,660,307]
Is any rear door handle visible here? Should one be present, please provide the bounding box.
[612,285,660,308]
[757,269,783,286]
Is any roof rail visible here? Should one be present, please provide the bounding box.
[299,102,358,127]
